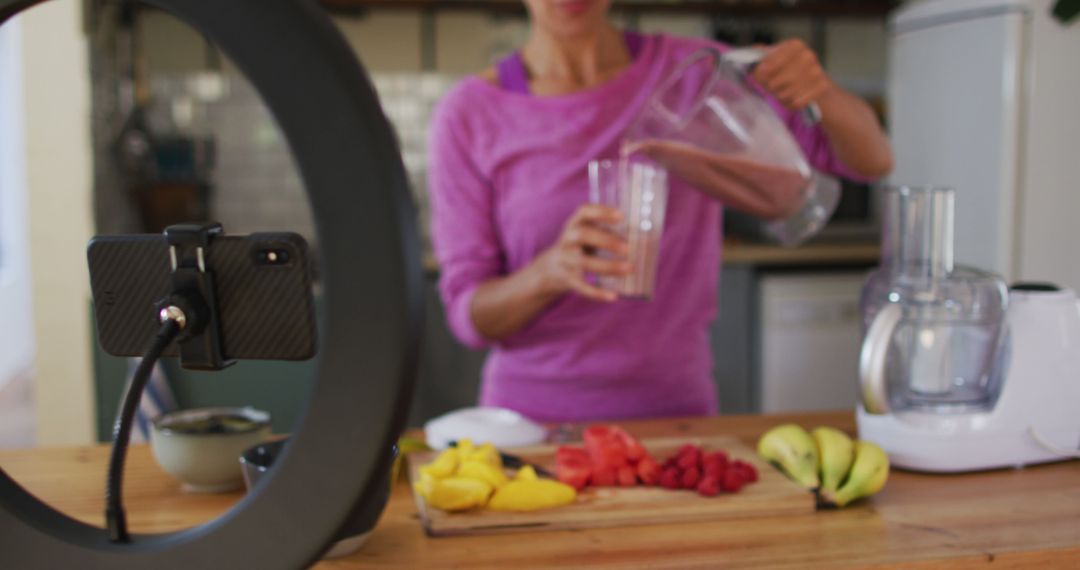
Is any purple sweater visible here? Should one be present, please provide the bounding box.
[428,33,860,423]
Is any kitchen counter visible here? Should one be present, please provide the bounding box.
[3,411,1078,568]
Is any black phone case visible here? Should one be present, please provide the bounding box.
[87,233,317,361]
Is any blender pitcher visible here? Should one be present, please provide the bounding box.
[859,186,1009,414]
[622,47,839,247]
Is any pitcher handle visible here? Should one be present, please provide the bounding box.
[859,303,902,414]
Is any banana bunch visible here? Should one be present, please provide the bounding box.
[757,424,890,508]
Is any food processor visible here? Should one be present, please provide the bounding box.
[857,185,1080,472]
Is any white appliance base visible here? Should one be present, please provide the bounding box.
[857,407,1079,473]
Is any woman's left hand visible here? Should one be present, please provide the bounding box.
[752,39,832,111]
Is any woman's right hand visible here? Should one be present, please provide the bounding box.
[531,204,632,303]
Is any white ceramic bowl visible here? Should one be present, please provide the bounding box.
[150,407,271,493]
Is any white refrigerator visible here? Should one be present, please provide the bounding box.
[888,0,1080,290]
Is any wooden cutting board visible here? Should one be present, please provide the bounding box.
[407,435,814,536]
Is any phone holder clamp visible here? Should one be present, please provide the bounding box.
[157,222,235,371]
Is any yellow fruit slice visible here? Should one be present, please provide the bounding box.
[424,477,493,512]
[515,465,538,481]
[419,448,459,479]
[487,480,577,512]
[468,443,503,469]
[457,461,510,489]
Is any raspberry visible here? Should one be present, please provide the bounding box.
[680,466,701,490]
[733,460,759,483]
[660,467,681,490]
[722,469,745,493]
[703,460,726,480]
[676,451,700,471]
[696,475,721,497]
[703,450,729,464]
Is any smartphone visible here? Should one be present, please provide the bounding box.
[88,232,317,361]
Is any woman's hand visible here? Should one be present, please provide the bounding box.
[752,39,832,111]
[532,204,631,303]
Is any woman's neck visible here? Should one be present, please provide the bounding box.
[520,24,630,95]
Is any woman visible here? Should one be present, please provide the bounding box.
[428,0,892,423]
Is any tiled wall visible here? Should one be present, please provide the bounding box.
[138,70,457,256]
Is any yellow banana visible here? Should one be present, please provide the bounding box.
[820,440,890,508]
[812,426,855,496]
[757,424,820,489]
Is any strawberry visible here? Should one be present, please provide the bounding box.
[555,446,589,466]
[696,475,721,497]
[617,465,638,487]
[636,456,662,486]
[680,466,701,490]
[660,467,681,490]
[556,462,591,491]
[591,466,618,487]
[611,426,647,463]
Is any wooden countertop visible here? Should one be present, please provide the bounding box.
[3,411,1078,568]
[423,241,880,273]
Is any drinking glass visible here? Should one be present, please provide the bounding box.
[587,156,669,299]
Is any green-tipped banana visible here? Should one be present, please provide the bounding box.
[757,424,820,489]
[812,426,855,496]
[820,441,889,508]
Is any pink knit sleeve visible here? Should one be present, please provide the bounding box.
[427,91,502,350]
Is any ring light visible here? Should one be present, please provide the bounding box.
[0,0,423,567]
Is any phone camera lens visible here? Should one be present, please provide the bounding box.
[257,249,290,265]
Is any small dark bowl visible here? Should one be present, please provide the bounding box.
[240,438,394,559]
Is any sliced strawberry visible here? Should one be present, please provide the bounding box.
[610,426,647,462]
[590,441,629,470]
[591,465,618,487]
[636,456,662,486]
[680,466,701,490]
[583,425,614,444]
[555,446,590,466]
[584,426,629,470]
[660,467,682,490]
[556,462,591,491]
[697,475,721,497]
[617,465,638,487]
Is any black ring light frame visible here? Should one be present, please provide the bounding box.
[0,0,423,567]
